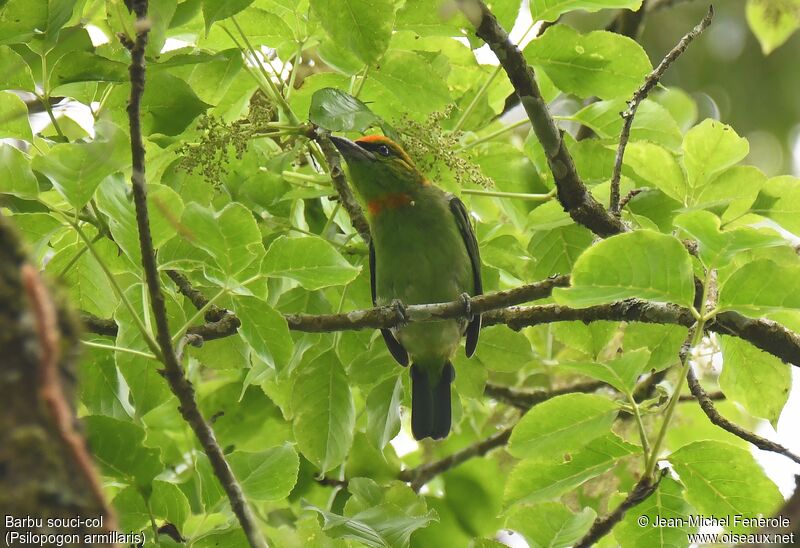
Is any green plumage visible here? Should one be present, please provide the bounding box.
[331,135,482,440]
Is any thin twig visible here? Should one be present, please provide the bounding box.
[687,368,800,465]
[575,470,666,547]
[609,6,714,215]
[167,270,227,322]
[618,188,647,212]
[121,3,266,546]
[457,0,627,238]
[398,427,513,491]
[484,381,606,409]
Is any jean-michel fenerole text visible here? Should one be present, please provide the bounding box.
[651,514,790,529]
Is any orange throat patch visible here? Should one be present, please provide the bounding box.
[367,193,414,216]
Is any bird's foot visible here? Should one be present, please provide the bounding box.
[460,292,474,321]
[391,299,408,325]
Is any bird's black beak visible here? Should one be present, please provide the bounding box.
[329,135,375,162]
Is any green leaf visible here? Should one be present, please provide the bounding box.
[32,120,128,208]
[228,444,299,501]
[552,231,695,308]
[529,0,643,22]
[112,284,176,416]
[79,347,130,420]
[528,224,594,279]
[368,50,451,116]
[232,295,293,371]
[180,202,263,280]
[474,325,534,372]
[761,177,800,235]
[719,335,791,426]
[682,119,749,205]
[95,176,185,264]
[746,0,800,54]
[307,480,437,548]
[309,87,381,132]
[623,142,686,204]
[291,351,355,473]
[0,144,38,197]
[560,349,651,394]
[208,6,294,48]
[0,0,48,45]
[45,239,119,317]
[141,72,211,135]
[508,393,619,459]
[83,415,163,487]
[673,211,784,269]
[506,502,596,548]
[696,165,767,222]
[614,477,697,548]
[111,486,150,533]
[366,376,403,451]
[571,99,682,150]
[0,45,35,90]
[719,259,800,315]
[525,25,651,99]
[504,434,638,505]
[149,480,191,529]
[310,0,397,64]
[202,0,256,32]
[0,91,32,140]
[49,51,128,87]
[669,441,783,532]
[263,235,361,290]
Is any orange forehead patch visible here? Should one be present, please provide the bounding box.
[355,135,415,166]
[356,134,393,144]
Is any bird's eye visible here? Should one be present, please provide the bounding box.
[377,145,391,157]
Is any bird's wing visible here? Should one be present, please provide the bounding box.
[448,195,483,357]
[370,242,409,366]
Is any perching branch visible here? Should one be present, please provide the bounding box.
[398,427,513,491]
[609,6,714,214]
[457,0,627,238]
[575,470,666,548]
[284,275,569,332]
[121,3,266,547]
[82,288,800,370]
[686,368,800,465]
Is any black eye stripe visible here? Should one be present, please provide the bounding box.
[357,141,395,157]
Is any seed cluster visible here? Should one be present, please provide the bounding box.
[177,91,277,184]
[397,106,494,189]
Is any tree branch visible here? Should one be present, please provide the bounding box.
[457,0,627,237]
[575,470,666,547]
[484,381,606,409]
[686,368,800,465]
[398,427,513,491]
[609,7,713,214]
[121,3,265,546]
[82,289,800,370]
[284,275,569,332]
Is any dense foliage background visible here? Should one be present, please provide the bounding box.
[2,0,800,546]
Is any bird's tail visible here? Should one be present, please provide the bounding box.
[410,361,455,440]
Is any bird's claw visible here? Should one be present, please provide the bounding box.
[460,292,473,321]
[391,299,408,324]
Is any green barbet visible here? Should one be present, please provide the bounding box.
[330,135,482,440]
